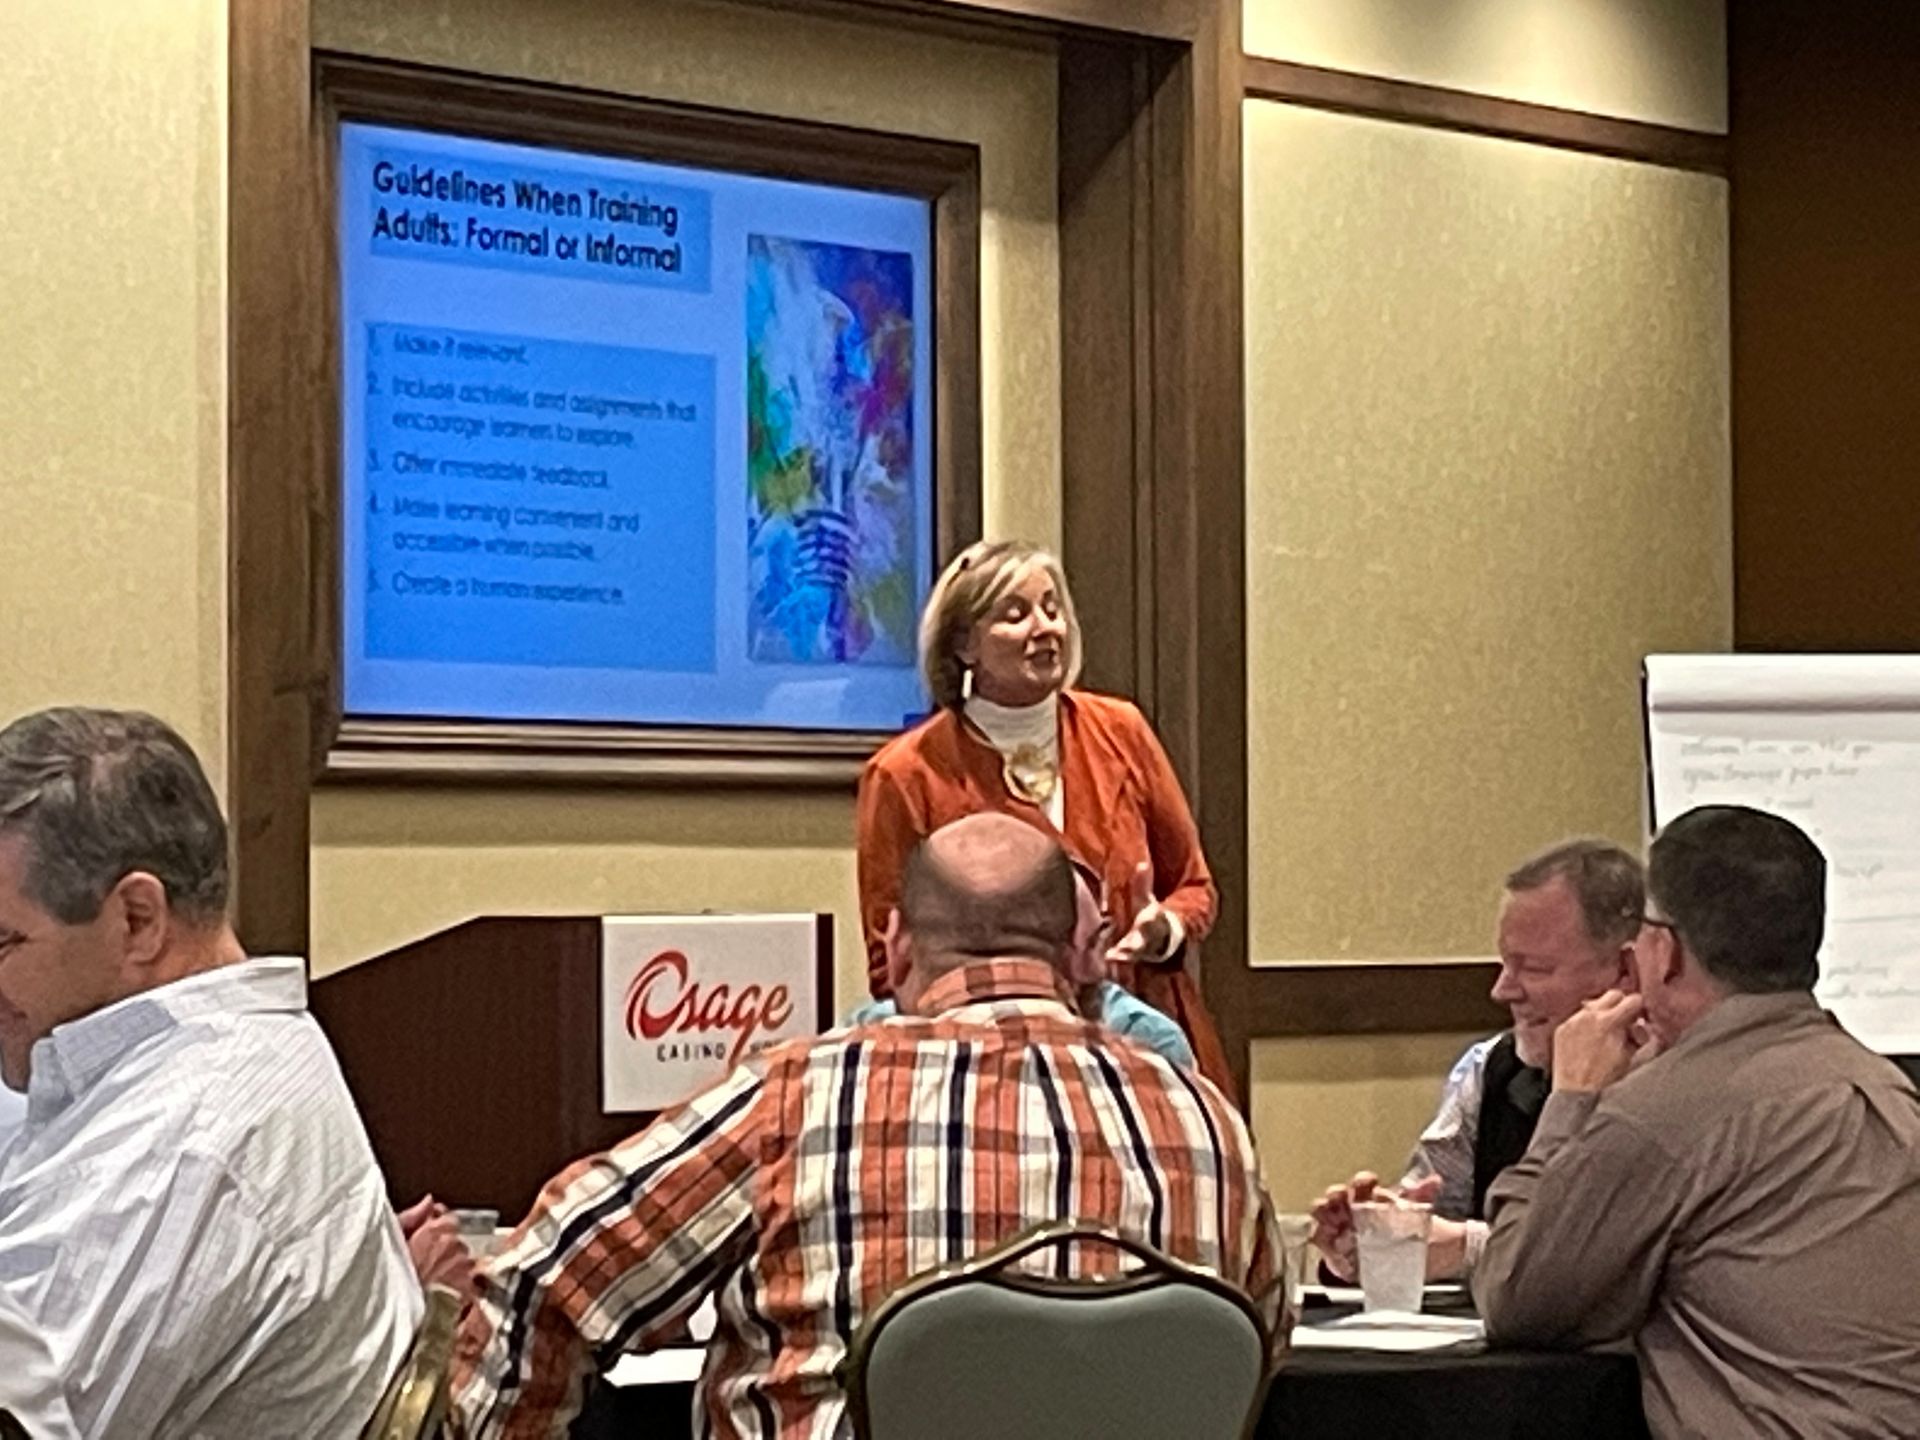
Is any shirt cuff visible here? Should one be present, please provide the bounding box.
[1461,1219,1490,1277]
[1162,910,1186,959]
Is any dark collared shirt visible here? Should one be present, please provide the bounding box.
[1475,992,1920,1439]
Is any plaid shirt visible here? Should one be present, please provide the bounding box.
[451,959,1280,1439]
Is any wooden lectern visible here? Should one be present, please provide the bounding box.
[312,915,834,1221]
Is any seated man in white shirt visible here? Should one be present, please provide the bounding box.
[0,706,420,1440]
[0,1287,76,1440]
[1310,838,1642,1281]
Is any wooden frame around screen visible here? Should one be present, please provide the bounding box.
[310,54,981,787]
[231,0,1251,1084]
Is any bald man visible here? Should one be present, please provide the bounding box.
[843,856,1198,1067]
[453,814,1281,1439]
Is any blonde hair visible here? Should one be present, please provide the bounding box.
[918,540,1083,709]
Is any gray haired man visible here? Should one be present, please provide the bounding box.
[0,707,418,1439]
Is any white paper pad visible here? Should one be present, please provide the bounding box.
[1293,1310,1483,1351]
[606,1348,706,1386]
[601,1298,717,1386]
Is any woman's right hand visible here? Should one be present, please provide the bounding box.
[1104,861,1175,965]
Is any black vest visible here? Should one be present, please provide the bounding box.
[1469,1031,1550,1219]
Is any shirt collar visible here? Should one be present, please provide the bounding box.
[27,957,307,1121]
[912,959,1077,1017]
[963,693,1060,755]
[1662,988,1826,1062]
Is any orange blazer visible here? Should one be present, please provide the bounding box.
[855,689,1232,1094]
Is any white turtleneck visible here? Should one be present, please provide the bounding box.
[964,692,1064,829]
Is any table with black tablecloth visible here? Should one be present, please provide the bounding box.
[1260,1339,1648,1439]
[572,1304,1649,1440]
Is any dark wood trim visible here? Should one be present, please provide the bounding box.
[324,718,876,787]
[932,162,984,566]
[1059,36,1155,702]
[308,55,980,785]
[1180,0,1253,1102]
[920,0,1196,38]
[754,0,1198,41]
[1243,54,1729,176]
[1729,1,1920,651]
[228,0,320,956]
[1058,3,1253,1098]
[315,54,988,194]
[1244,961,1506,1039]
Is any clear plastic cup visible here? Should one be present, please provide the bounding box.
[451,1207,502,1261]
[1352,1200,1430,1314]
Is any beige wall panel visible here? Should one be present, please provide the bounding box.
[1,0,228,790]
[1250,1031,1486,1213]
[310,787,857,980]
[1244,0,1727,135]
[1243,100,1730,964]
[309,0,1059,996]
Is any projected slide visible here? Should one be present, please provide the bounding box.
[338,122,934,731]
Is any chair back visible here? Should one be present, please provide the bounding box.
[845,1221,1272,1440]
[360,1284,463,1440]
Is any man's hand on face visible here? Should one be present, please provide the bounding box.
[1309,1171,1444,1282]
[1550,989,1652,1094]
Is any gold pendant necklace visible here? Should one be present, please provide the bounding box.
[1003,743,1059,807]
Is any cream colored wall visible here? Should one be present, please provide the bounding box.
[1245,0,1727,134]
[1244,104,1731,965]
[1254,1031,1486,1212]
[0,0,228,793]
[308,0,1060,998]
[1240,11,1730,1202]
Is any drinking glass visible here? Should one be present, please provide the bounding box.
[1352,1200,1430,1314]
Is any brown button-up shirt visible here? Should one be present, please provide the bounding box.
[1473,992,1920,1439]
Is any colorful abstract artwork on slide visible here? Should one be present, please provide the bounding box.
[746,234,916,667]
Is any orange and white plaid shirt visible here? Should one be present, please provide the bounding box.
[451,959,1281,1439]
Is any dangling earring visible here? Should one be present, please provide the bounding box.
[960,666,974,702]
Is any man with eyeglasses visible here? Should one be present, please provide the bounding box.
[1476,805,1920,1439]
[1311,839,1643,1283]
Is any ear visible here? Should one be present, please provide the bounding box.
[883,909,912,996]
[112,872,172,968]
[1612,940,1637,988]
[1062,933,1105,989]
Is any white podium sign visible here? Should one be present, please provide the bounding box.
[601,914,823,1112]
